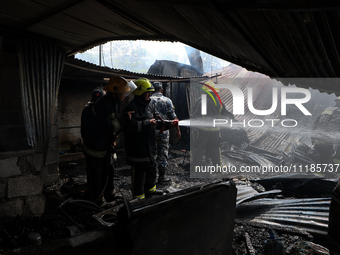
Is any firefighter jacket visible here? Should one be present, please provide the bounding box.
[123,98,157,165]
[81,101,95,141]
[82,93,128,157]
[150,92,177,135]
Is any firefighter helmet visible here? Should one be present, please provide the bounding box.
[202,81,219,93]
[104,76,130,94]
[133,78,155,96]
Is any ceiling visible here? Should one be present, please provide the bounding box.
[2,0,340,93]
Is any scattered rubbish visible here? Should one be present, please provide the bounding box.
[284,143,316,165]
[66,225,84,237]
[92,203,124,227]
[287,241,330,255]
[264,228,286,255]
[26,232,42,245]
[252,174,338,198]
[1,142,337,255]
[58,198,104,233]
[245,232,256,255]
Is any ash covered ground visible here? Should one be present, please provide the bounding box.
[0,140,332,254]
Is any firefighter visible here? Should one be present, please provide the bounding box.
[150,82,181,184]
[191,81,234,166]
[82,76,135,204]
[312,97,340,166]
[81,87,106,140]
[81,87,106,201]
[123,78,158,199]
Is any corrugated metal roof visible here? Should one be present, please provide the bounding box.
[207,64,338,154]
[236,197,331,236]
[2,1,340,93]
[63,57,206,82]
[236,185,281,205]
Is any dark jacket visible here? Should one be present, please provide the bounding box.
[123,98,157,165]
[83,93,127,153]
[81,101,95,141]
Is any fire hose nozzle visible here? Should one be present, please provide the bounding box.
[155,117,177,134]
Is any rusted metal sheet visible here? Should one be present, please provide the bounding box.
[236,197,331,236]
[17,38,65,156]
[236,185,281,205]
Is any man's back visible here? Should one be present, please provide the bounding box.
[150,92,177,121]
[81,102,95,141]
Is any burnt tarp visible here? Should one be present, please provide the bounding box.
[17,37,65,157]
[113,182,237,255]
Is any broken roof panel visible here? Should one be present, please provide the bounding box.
[236,197,331,236]
[209,64,338,154]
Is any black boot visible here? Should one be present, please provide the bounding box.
[158,168,171,184]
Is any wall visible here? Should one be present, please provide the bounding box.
[0,38,30,152]
[57,81,133,152]
[57,81,94,152]
[0,36,59,218]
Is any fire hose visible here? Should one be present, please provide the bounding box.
[155,115,179,134]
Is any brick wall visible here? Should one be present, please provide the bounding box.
[0,151,45,217]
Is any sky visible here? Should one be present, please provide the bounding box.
[75,40,230,74]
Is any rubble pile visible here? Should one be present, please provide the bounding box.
[0,141,337,254]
